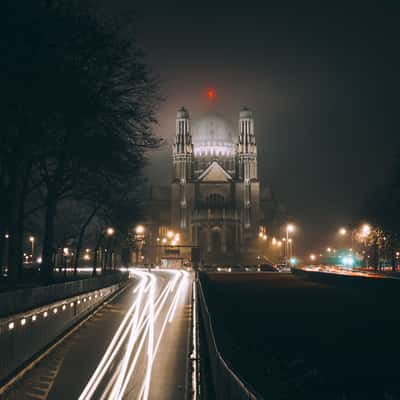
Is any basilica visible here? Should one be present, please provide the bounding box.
[171,106,261,264]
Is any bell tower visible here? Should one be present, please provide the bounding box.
[172,107,193,231]
[237,106,257,229]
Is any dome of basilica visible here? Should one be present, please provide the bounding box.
[191,112,236,157]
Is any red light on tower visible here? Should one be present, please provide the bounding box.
[207,88,216,101]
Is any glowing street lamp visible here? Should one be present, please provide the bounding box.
[29,236,35,262]
[167,230,174,239]
[134,225,145,265]
[310,254,316,262]
[361,224,371,237]
[135,225,144,235]
[285,224,295,262]
[339,227,347,236]
[106,227,115,236]
[286,224,295,234]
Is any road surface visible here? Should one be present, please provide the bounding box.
[3,269,193,400]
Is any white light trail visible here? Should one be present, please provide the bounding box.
[79,269,191,400]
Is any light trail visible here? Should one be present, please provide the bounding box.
[137,271,190,399]
[117,272,188,399]
[78,269,191,400]
[81,271,174,400]
[78,273,149,400]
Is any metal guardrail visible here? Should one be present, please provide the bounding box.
[0,273,128,317]
[197,278,263,400]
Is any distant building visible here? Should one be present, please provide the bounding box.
[171,106,261,264]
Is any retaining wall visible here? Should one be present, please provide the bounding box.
[0,273,127,317]
[0,277,128,383]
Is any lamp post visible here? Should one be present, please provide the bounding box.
[285,224,295,264]
[134,225,145,265]
[288,238,293,259]
[106,227,115,271]
[338,227,355,251]
[29,236,35,263]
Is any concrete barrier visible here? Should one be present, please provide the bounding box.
[0,273,127,317]
[0,277,128,383]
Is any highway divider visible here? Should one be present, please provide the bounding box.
[0,273,129,384]
[197,277,263,400]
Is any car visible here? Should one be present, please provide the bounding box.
[244,265,258,272]
[216,266,232,272]
[258,263,279,272]
[275,263,290,272]
[230,264,245,272]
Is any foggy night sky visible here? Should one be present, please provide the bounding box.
[101,1,399,252]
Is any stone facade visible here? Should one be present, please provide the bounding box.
[171,106,260,264]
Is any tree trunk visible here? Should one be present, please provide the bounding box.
[73,205,99,277]
[0,229,5,276]
[93,234,103,277]
[7,172,20,286]
[41,189,58,284]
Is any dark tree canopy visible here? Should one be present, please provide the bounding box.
[0,0,161,284]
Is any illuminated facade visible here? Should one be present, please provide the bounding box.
[171,106,260,264]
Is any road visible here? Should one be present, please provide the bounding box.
[296,264,400,279]
[3,269,193,400]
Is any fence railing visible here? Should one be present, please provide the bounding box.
[0,272,128,317]
[0,278,127,385]
[197,278,263,400]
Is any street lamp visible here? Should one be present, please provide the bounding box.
[285,224,295,262]
[339,228,347,236]
[287,224,295,234]
[106,227,115,236]
[361,224,371,237]
[134,225,145,265]
[135,225,145,235]
[29,236,35,262]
